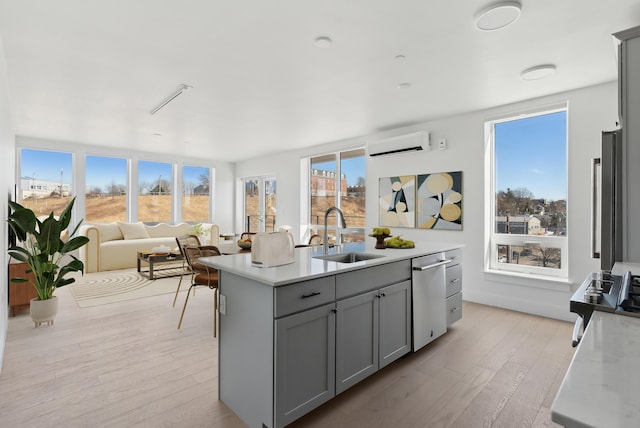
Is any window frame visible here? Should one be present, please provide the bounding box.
[17,143,216,225]
[241,175,276,233]
[308,147,366,243]
[485,105,569,279]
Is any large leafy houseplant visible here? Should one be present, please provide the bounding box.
[7,197,89,300]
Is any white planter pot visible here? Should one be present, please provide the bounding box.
[30,296,58,327]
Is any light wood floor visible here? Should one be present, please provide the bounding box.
[0,283,575,427]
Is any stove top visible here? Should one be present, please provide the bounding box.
[571,271,640,322]
[618,274,640,314]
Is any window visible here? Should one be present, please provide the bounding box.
[138,160,172,223]
[309,148,365,243]
[242,177,276,233]
[487,107,568,278]
[85,155,127,222]
[17,145,216,225]
[19,148,73,217]
[182,165,211,222]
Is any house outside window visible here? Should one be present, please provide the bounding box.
[18,148,73,217]
[138,160,173,223]
[309,148,366,243]
[182,165,212,223]
[486,106,568,278]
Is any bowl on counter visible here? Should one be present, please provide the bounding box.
[237,240,252,250]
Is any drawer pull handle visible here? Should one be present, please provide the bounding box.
[450,307,460,313]
[449,278,460,283]
[301,291,321,299]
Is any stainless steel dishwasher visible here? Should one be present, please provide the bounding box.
[412,253,452,351]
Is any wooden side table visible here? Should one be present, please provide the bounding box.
[8,261,38,316]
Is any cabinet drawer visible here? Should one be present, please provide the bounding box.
[445,263,462,298]
[446,292,462,326]
[336,260,411,299]
[445,248,462,265]
[274,276,336,318]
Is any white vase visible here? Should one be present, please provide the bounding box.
[30,296,58,327]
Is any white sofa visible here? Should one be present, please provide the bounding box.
[78,222,220,273]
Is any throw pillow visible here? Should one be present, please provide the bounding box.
[95,222,124,242]
[117,222,150,240]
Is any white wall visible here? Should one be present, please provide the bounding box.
[236,81,618,321]
[0,33,16,373]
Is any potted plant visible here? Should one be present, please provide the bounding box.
[190,223,211,244]
[7,197,89,327]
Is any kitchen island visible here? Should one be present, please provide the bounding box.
[201,241,462,428]
[551,310,640,427]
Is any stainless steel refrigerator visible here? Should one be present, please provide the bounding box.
[593,129,623,270]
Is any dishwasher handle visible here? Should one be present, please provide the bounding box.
[412,259,453,271]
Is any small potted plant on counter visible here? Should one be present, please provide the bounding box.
[7,197,89,327]
[190,223,211,244]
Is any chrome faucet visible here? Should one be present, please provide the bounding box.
[323,206,347,255]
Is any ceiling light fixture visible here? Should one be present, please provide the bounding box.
[150,83,193,115]
[314,36,332,48]
[397,82,412,89]
[520,64,556,80]
[394,54,406,60]
[474,1,522,31]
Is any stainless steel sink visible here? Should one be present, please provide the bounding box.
[313,252,384,263]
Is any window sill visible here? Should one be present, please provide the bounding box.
[484,268,571,292]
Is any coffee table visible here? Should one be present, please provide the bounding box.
[137,251,184,280]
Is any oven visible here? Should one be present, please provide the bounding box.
[571,270,640,346]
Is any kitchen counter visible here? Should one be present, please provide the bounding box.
[551,311,640,428]
[204,240,462,428]
[200,240,462,286]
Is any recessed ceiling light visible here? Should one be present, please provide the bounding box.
[520,64,556,80]
[474,1,522,31]
[314,36,332,48]
[397,82,412,89]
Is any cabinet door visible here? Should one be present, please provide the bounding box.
[379,280,411,369]
[335,290,378,394]
[275,303,336,427]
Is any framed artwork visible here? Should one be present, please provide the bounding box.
[416,171,463,230]
[378,175,415,227]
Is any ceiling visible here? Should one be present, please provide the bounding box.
[0,1,638,163]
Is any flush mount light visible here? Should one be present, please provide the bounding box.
[314,36,332,48]
[150,83,193,115]
[474,1,522,31]
[520,64,556,80]
[397,82,412,89]
[394,54,406,60]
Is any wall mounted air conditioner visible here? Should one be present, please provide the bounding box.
[368,131,430,157]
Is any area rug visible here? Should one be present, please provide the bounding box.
[68,268,187,307]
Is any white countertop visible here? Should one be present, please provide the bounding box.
[200,241,461,286]
[551,310,640,428]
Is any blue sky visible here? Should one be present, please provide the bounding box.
[21,149,72,184]
[22,151,209,190]
[495,111,567,201]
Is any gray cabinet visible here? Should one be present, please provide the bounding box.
[378,280,412,368]
[335,290,378,394]
[275,303,336,427]
[335,265,412,394]
[445,248,463,326]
